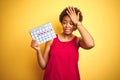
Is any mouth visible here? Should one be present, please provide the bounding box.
[65,29,71,32]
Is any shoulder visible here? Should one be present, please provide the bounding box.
[73,35,80,41]
[45,34,58,46]
[45,39,54,47]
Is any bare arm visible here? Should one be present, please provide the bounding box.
[77,24,95,49]
[66,7,95,49]
[31,40,52,69]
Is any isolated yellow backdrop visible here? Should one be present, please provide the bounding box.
[0,0,120,80]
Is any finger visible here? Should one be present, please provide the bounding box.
[67,7,73,14]
[32,39,35,42]
[70,7,75,14]
[32,39,38,43]
[32,38,36,41]
[66,10,71,16]
[69,7,77,15]
[69,6,73,12]
[77,12,80,18]
[71,6,75,13]
[31,40,38,46]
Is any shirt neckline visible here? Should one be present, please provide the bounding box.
[57,34,76,43]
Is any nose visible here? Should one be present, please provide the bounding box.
[66,23,71,28]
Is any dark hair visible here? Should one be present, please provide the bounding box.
[59,7,83,23]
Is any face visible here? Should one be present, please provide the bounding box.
[61,15,76,35]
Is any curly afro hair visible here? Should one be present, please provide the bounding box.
[59,7,83,23]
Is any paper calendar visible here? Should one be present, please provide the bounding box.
[29,23,56,44]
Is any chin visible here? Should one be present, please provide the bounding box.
[64,32,72,35]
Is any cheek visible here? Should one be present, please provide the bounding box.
[73,26,77,30]
[73,26,77,29]
[62,24,65,28]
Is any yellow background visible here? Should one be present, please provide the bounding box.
[0,0,120,80]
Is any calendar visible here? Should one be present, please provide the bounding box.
[29,23,56,44]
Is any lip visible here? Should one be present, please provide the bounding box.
[65,29,71,32]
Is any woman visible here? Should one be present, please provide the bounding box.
[31,6,95,80]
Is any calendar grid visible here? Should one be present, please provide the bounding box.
[29,23,56,44]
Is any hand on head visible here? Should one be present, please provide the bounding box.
[66,6,80,25]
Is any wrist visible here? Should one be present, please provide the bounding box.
[76,21,82,26]
[36,49,40,52]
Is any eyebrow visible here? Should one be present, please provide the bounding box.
[62,20,74,23]
[62,20,72,22]
[62,20,67,22]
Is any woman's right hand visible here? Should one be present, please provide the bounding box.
[31,39,40,51]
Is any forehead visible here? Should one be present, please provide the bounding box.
[62,15,72,22]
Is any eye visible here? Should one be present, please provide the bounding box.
[70,22,74,26]
[70,23,73,25]
[62,21,67,24]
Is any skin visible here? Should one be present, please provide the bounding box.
[31,7,95,69]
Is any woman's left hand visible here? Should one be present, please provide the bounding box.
[66,7,80,25]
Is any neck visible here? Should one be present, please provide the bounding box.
[61,33,73,39]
